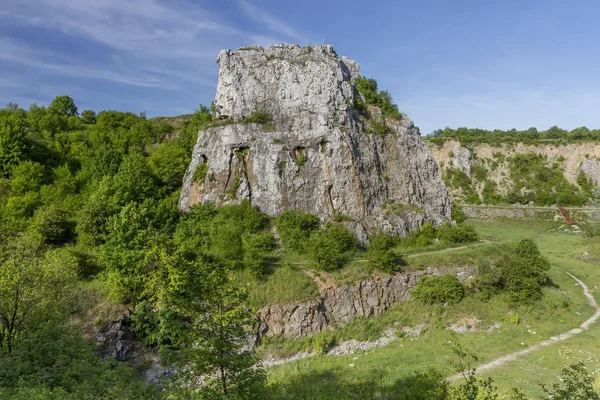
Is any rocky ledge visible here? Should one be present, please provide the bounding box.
[257,267,474,340]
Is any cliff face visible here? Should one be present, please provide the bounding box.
[257,267,474,339]
[179,45,451,238]
[428,140,600,204]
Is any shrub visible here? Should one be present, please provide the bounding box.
[31,205,75,245]
[312,331,336,355]
[354,76,403,120]
[477,238,551,305]
[451,204,466,223]
[436,223,479,243]
[295,148,306,167]
[471,164,488,181]
[275,210,321,252]
[305,224,357,271]
[367,233,401,273]
[193,162,208,182]
[242,111,272,124]
[412,275,465,305]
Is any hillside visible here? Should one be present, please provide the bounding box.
[428,139,600,206]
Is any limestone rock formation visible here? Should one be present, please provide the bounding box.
[580,157,600,185]
[451,147,472,179]
[179,44,451,237]
[257,267,474,339]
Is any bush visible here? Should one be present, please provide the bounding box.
[477,238,551,305]
[305,224,357,271]
[242,111,272,124]
[275,210,320,252]
[436,223,479,243]
[412,275,465,305]
[193,162,208,182]
[354,76,403,120]
[367,233,401,273]
[312,331,336,355]
[451,204,466,223]
[31,205,75,245]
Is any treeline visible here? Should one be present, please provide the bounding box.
[429,125,600,144]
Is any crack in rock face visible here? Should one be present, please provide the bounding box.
[179,44,451,239]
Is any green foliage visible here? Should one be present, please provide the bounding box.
[31,205,75,245]
[477,238,551,304]
[80,109,96,124]
[305,224,358,271]
[452,204,466,223]
[193,160,209,182]
[295,148,306,167]
[0,236,76,352]
[471,164,488,181]
[540,362,600,400]
[9,160,44,196]
[148,139,191,188]
[313,331,337,355]
[159,258,267,398]
[482,180,503,205]
[366,233,401,272]
[354,77,403,120]
[507,153,588,206]
[436,223,479,243]
[510,313,520,325]
[47,95,78,117]
[0,320,160,398]
[275,210,321,252]
[412,275,465,305]
[242,110,273,124]
[0,112,27,177]
[429,125,600,143]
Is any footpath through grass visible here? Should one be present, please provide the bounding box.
[265,219,600,397]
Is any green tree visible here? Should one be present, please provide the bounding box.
[540,362,599,400]
[80,109,96,124]
[275,210,321,252]
[160,256,266,399]
[47,95,78,117]
[9,160,45,196]
[305,224,357,270]
[366,233,401,273]
[0,237,76,352]
[0,113,27,177]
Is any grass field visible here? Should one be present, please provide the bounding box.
[264,218,600,397]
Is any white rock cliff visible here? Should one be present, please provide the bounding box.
[179,45,451,238]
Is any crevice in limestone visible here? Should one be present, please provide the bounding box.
[223,151,235,192]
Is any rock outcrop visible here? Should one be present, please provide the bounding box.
[581,158,600,185]
[179,45,451,237]
[257,267,473,340]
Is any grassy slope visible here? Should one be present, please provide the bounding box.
[266,219,599,397]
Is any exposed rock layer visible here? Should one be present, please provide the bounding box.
[179,45,451,237]
[257,267,473,340]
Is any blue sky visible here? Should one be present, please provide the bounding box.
[1,0,600,134]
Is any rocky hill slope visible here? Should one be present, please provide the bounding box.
[428,140,600,206]
[179,45,451,239]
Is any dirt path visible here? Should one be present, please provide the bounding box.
[404,240,491,258]
[295,240,493,267]
[449,272,600,382]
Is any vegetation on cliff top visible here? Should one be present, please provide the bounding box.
[429,125,600,144]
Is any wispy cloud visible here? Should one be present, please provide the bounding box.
[237,0,307,43]
[0,0,306,109]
